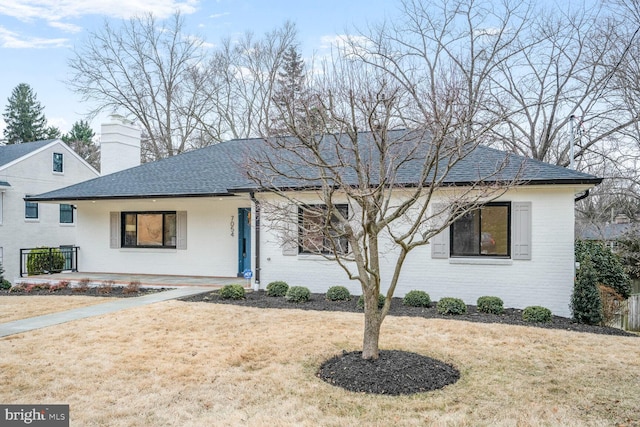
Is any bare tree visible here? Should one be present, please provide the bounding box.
[190,22,298,142]
[67,12,211,161]
[246,0,531,360]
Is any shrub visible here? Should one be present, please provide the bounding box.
[219,284,246,300]
[266,281,289,297]
[26,247,65,275]
[522,306,552,323]
[0,261,4,282]
[73,279,90,293]
[1,279,11,290]
[123,280,141,295]
[599,285,626,327]
[357,293,386,309]
[403,290,431,307]
[436,297,467,315]
[575,240,631,298]
[477,296,504,315]
[49,281,70,292]
[571,257,603,325]
[326,286,351,301]
[96,281,114,295]
[285,286,310,303]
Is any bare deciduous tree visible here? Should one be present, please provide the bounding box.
[67,12,209,161]
[246,0,530,360]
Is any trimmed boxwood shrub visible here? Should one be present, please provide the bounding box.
[522,306,552,323]
[357,293,386,309]
[477,296,504,315]
[285,286,311,303]
[436,297,467,315]
[266,281,289,297]
[26,247,65,275]
[326,286,351,301]
[219,284,245,300]
[403,290,431,307]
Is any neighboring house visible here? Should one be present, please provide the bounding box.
[0,139,99,282]
[576,215,640,250]
[28,126,601,316]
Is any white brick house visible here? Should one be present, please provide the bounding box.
[28,130,600,316]
[0,140,99,282]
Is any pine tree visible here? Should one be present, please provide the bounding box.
[571,257,603,325]
[62,120,100,170]
[270,46,321,135]
[2,83,49,144]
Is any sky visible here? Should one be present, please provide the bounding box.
[0,0,395,138]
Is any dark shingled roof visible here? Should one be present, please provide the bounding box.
[0,140,57,168]
[27,130,601,202]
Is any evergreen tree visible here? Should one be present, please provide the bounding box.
[62,120,100,170]
[2,83,49,144]
[571,257,603,325]
[270,46,321,135]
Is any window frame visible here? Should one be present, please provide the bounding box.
[450,202,511,258]
[59,204,74,224]
[120,211,177,249]
[53,152,64,173]
[25,201,39,219]
[298,204,349,255]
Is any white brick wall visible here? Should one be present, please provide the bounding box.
[257,187,579,317]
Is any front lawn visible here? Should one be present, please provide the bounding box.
[0,299,638,426]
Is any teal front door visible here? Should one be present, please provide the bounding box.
[238,208,251,276]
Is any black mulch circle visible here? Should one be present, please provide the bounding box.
[317,350,460,395]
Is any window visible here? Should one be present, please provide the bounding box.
[25,201,39,219]
[121,212,177,248]
[53,153,63,173]
[450,203,510,257]
[60,204,74,224]
[298,204,348,254]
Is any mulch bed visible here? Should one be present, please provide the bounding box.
[181,289,637,395]
[0,285,173,297]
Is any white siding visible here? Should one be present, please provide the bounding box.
[75,197,251,277]
[257,187,579,317]
[0,141,99,282]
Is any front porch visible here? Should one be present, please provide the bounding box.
[13,272,245,289]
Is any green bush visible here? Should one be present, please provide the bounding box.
[1,279,11,290]
[266,281,289,297]
[571,258,603,325]
[357,293,386,309]
[219,284,246,300]
[477,296,504,315]
[522,306,552,323]
[26,247,65,275]
[285,286,310,303]
[436,297,467,315]
[575,240,631,298]
[326,286,351,301]
[403,290,431,307]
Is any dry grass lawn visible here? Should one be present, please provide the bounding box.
[1,299,639,426]
[0,296,119,323]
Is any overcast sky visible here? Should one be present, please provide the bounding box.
[0,0,395,137]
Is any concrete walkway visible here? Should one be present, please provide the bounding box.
[0,287,208,338]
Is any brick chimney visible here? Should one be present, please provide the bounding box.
[100,115,141,175]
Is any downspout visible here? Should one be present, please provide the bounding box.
[574,190,590,202]
[249,192,261,290]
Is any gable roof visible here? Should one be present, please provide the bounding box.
[27,130,601,202]
[0,140,57,169]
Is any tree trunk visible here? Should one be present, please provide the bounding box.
[362,291,383,359]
